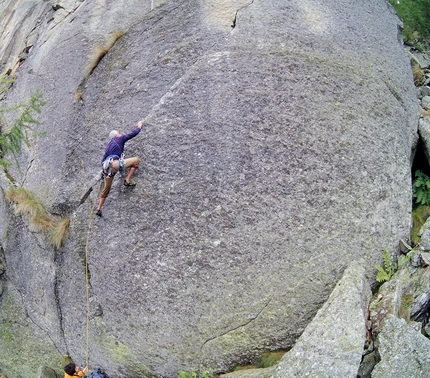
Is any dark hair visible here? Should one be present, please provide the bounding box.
[64,363,76,375]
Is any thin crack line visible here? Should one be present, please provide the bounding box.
[231,0,255,29]
[8,278,65,357]
[201,296,272,350]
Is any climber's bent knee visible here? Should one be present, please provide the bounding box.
[125,157,140,169]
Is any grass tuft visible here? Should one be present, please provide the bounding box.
[15,198,45,218]
[6,186,70,248]
[6,186,33,204]
[50,218,70,250]
[412,62,425,86]
[30,214,56,234]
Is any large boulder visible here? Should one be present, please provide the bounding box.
[272,261,371,378]
[0,0,420,377]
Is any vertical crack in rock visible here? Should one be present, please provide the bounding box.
[201,297,272,350]
[231,0,255,29]
[53,247,69,353]
[9,279,64,356]
[22,158,34,186]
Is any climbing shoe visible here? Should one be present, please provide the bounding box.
[124,180,136,187]
[96,210,102,217]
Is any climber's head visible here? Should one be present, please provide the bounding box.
[109,130,119,139]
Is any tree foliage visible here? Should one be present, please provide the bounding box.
[0,74,46,169]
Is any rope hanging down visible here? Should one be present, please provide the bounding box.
[84,179,103,367]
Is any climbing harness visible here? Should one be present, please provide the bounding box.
[101,153,126,178]
[101,155,118,178]
[84,177,103,367]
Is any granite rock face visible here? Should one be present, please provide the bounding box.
[272,261,371,378]
[0,0,420,377]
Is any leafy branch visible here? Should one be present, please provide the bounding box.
[0,74,46,169]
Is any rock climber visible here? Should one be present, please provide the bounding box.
[64,363,88,378]
[96,120,143,216]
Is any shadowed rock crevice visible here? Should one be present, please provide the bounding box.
[231,1,254,29]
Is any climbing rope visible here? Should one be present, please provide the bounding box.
[84,178,103,367]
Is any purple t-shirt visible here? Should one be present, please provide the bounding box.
[101,127,141,163]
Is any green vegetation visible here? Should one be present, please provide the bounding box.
[411,204,430,245]
[256,351,285,368]
[388,0,430,46]
[232,350,287,372]
[375,249,410,283]
[0,322,13,342]
[0,74,46,170]
[411,170,430,245]
[0,75,70,249]
[413,170,430,206]
[399,293,414,321]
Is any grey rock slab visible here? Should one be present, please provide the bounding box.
[369,262,430,338]
[272,261,371,378]
[372,315,430,378]
[420,252,430,265]
[422,95,430,109]
[419,117,430,167]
